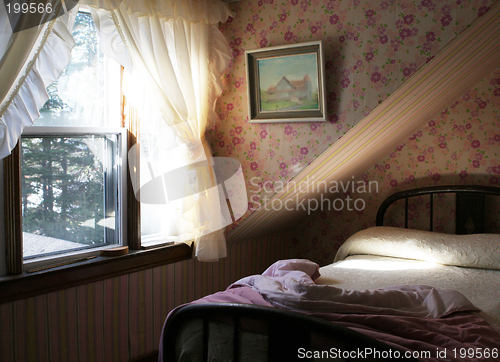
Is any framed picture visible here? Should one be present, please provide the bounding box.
[245,40,327,123]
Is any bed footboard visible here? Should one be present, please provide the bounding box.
[160,303,418,362]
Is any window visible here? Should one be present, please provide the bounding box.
[1,9,191,288]
[19,10,126,268]
[21,130,126,260]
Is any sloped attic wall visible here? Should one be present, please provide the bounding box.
[209,0,497,233]
[292,66,500,265]
[213,0,500,242]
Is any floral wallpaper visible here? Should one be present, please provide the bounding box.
[291,66,500,266]
[209,0,497,232]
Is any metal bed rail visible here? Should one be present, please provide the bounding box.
[375,185,500,233]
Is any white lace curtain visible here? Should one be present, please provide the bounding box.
[0,0,234,261]
[0,0,76,158]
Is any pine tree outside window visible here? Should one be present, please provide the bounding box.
[20,10,126,266]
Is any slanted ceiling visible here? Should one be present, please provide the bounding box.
[227,1,500,242]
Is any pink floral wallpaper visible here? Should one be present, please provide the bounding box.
[209,0,497,231]
[291,66,500,265]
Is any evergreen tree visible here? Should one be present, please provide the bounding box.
[22,11,111,252]
[22,137,106,245]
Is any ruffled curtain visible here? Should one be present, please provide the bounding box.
[80,0,233,261]
[0,1,76,158]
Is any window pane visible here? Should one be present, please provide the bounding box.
[34,11,120,127]
[138,122,181,245]
[21,135,119,259]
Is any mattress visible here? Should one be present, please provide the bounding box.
[165,257,500,361]
[317,226,500,331]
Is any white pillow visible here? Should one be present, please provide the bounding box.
[334,226,500,270]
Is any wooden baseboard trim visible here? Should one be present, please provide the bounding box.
[129,351,159,362]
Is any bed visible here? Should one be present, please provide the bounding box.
[159,185,500,361]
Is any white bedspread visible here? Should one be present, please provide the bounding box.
[317,255,500,330]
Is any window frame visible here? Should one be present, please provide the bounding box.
[0,10,193,301]
[1,139,192,304]
[20,126,128,268]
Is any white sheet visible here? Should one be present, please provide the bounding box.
[317,255,500,331]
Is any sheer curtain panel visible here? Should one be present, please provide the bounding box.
[81,0,234,261]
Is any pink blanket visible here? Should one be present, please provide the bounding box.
[193,259,500,361]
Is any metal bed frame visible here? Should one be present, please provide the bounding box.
[160,185,500,362]
[376,185,500,233]
[161,303,418,361]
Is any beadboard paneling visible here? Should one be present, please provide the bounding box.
[0,232,292,362]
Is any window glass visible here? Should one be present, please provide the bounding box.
[22,135,120,259]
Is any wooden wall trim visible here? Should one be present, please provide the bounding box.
[3,142,22,275]
[0,243,192,304]
[129,351,159,362]
[127,123,141,250]
[122,68,142,251]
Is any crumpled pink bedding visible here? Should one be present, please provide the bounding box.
[164,259,500,361]
[232,259,479,319]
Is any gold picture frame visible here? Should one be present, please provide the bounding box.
[246,40,327,123]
